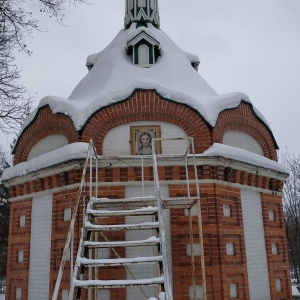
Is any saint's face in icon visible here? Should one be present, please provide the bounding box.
[140,134,151,147]
[137,132,152,155]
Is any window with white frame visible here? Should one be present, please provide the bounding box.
[184,205,198,216]
[223,204,231,217]
[268,210,275,221]
[18,251,24,263]
[226,243,235,256]
[187,243,201,257]
[271,243,278,255]
[64,247,71,262]
[15,288,22,300]
[138,45,150,65]
[276,279,282,292]
[189,285,204,300]
[20,215,26,227]
[61,289,69,300]
[230,283,238,298]
[64,208,72,222]
[97,289,110,300]
[97,248,111,259]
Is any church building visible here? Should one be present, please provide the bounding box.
[2,0,292,299]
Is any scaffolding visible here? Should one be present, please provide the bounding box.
[52,137,206,300]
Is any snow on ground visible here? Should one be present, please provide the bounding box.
[0,295,5,300]
[292,282,300,297]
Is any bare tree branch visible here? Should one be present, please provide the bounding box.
[0,147,10,279]
[0,0,88,134]
[282,151,300,292]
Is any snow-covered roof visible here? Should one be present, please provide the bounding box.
[2,142,89,181]
[3,142,287,182]
[15,23,272,149]
[201,143,288,174]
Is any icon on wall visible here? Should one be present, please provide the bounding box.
[130,125,161,155]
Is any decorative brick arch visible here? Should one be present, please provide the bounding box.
[81,90,212,154]
[212,102,278,160]
[14,106,80,164]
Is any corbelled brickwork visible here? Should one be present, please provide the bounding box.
[5,90,292,299]
[14,107,80,165]
[8,165,284,200]
[13,90,277,164]
[213,101,278,160]
[81,90,212,155]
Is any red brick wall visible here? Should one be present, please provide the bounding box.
[7,89,290,299]
[213,102,278,160]
[47,186,126,300]
[13,106,80,164]
[6,199,32,300]
[13,91,278,165]
[170,184,250,300]
[261,193,292,299]
[81,90,212,155]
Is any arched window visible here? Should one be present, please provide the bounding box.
[27,134,68,160]
[223,130,264,156]
[138,45,149,65]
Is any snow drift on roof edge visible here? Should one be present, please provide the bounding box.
[2,142,287,181]
[16,23,269,141]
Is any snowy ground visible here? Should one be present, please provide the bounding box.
[293,282,300,298]
[0,294,5,300]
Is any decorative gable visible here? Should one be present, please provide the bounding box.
[125,0,160,28]
[127,31,160,67]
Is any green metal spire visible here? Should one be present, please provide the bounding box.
[125,0,160,28]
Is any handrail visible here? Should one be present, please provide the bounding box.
[52,140,98,300]
[152,138,173,300]
[53,137,204,300]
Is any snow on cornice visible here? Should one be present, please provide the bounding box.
[3,142,89,181]
[3,142,287,182]
[200,143,288,174]
[15,23,270,150]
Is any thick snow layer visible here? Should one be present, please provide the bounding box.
[201,143,288,173]
[74,276,164,287]
[79,255,162,265]
[2,142,89,181]
[292,282,300,296]
[15,23,269,145]
[2,142,288,181]
[148,292,166,300]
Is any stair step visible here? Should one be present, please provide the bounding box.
[84,237,160,248]
[90,196,156,209]
[73,276,165,288]
[79,255,163,267]
[90,196,199,209]
[87,206,158,217]
[85,221,159,231]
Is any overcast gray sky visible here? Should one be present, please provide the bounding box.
[2,0,300,157]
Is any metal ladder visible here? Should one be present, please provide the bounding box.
[70,195,171,299]
[53,138,206,300]
[68,138,173,300]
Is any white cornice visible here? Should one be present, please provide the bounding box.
[3,155,288,189]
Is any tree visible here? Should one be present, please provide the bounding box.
[282,152,300,292]
[0,0,87,133]
[0,0,88,279]
[0,148,10,280]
